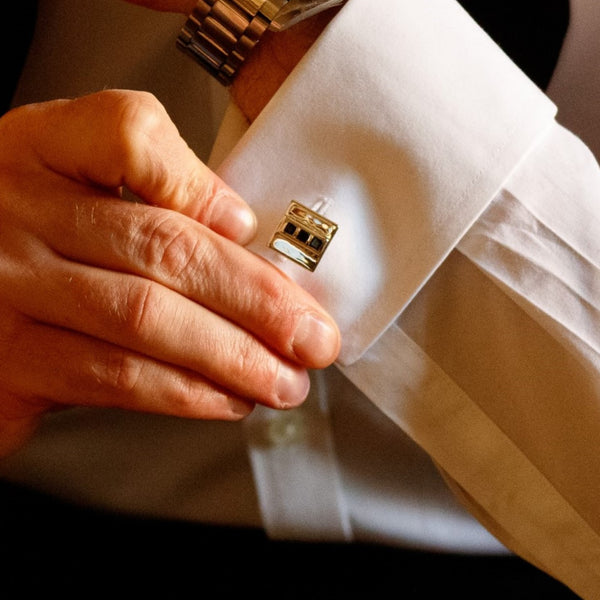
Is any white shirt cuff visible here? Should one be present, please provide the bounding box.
[216,0,557,365]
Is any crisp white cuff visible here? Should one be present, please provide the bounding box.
[216,0,556,365]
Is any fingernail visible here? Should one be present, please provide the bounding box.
[211,198,257,245]
[293,312,340,367]
[276,363,310,408]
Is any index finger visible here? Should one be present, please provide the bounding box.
[9,90,257,245]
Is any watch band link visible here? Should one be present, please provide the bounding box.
[177,0,284,86]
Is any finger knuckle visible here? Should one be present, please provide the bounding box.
[111,90,165,138]
[98,347,144,396]
[164,379,252,421]
[104,90,168,178]
[185,174,219,221]
[254,271,297,334]
[138,213,203,281]
[233,341,277,398]
[123,279,163,340]
[166,380,214,418]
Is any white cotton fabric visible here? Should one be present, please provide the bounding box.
[217,0,557,366]
[215,1,600,594]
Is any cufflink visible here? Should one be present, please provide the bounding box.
[268,201,338,272]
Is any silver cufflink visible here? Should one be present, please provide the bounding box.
[268,201,338,272]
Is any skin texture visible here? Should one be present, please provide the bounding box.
[0,14,342,456]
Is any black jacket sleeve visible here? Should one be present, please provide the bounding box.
[2,2,39,115]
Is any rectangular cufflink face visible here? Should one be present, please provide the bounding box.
[268,201,338,272]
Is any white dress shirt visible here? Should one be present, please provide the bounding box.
[3,0,600,596]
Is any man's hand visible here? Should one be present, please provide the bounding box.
[0,90,340,457]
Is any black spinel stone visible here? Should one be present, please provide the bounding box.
[284,222,296,235]
[309,237,323,250]
[297,229,310,243]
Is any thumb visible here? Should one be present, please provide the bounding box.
[13,90,256,244]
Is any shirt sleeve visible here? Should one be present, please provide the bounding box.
[380,122,600,596]
[214,0,600,595]
[216,0,556,366]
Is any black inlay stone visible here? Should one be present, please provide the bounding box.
[284,222,296,236]
[297,229,310,243]
[309,237,323,250]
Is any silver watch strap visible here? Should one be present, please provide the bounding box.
[177,0,284,86]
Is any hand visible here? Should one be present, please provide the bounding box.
[0,90,340,457]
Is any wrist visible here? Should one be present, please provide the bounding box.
[229,10,338,123]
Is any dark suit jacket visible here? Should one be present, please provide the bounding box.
[3,1,39,114]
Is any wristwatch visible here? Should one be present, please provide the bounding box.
[177,0,345,85]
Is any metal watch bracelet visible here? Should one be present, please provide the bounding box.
[177,0,283,86]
